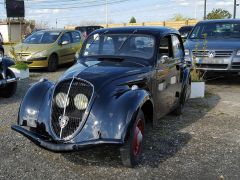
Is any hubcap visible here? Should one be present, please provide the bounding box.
[133,118,144,156]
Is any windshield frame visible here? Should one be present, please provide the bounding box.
[80,33,156,60]
[23,31,62,44]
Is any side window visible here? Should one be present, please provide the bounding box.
[71,31,81,43]
[60,32,72,43]
[171,35,184,59]
[159,35,173,59]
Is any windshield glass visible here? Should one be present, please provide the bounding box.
[23,31,61,44]
[82,33,155,59]
[189,22,240,39]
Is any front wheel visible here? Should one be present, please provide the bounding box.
[0,69,17,98]
[47,54,58,72]
[120,110,145,167]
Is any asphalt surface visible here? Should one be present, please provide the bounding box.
[0,67,240,180]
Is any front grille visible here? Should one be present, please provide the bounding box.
[232,62,240,69]
[196,63,228,69]
[192,50,233,57]
[51,78,93,139]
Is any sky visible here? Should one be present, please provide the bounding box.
[0,0,239,28]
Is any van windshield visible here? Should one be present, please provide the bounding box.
[189,22,240,39]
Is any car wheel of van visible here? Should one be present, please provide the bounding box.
[0,69,17,98]
[47,54,58,72]
[120,110,145,167]
[0,50,4,58]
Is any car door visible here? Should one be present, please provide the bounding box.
[170,34,184,106]
[154,35,175,119]
[58,32,73,64]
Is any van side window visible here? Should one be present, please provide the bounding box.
[159,36,173,58]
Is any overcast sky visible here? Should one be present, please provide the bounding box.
[0,0,239,28]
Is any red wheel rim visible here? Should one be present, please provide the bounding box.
[133,118,144,156]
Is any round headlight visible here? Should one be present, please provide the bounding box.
[74,94,88,110]
[55,92,69,109]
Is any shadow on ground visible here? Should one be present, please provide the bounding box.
[62,93,220,168]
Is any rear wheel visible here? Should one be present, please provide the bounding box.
[47,54,58,72]
[120,110,145,167]
[0,69,17,98]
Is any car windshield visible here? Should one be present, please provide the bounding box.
[23,31,61,44]
[82,33,155,59]
[189,22,240,39]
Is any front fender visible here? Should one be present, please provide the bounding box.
[18,79,54,127]
[1,57,15,68]
[74,87,152,143]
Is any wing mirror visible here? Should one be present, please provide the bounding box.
[61,41,69,45]
[160,55,169,64]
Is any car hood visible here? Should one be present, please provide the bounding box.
[184,38,240,50]
[59,59,149,91]
[14,43,53,53]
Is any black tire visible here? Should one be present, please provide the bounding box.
[0,69,17,98]
[120,110,145,167]
[47,54,58,72]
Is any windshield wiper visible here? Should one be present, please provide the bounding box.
[98,56,124,62]
[118,29,138,53]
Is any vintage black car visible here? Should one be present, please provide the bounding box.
[12,26,191,167]
[0,56,18,98]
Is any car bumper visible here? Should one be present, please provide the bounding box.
[185,56,240,72]
[27,57,49,68]
[11,125,123,152]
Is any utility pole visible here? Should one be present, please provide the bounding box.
[105,0,108,27]
[233,0,239,19]
[56,18,57,29]
[204,0,207,20]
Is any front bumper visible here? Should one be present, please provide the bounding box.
[11,125,123,152]
[185,56,240,72]
[0,77,18,86]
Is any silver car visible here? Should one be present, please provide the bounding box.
[184,19,240,72]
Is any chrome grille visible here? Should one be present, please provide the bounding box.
[51,78,93,139]
[192,50,233,57]
[232,62,240,69]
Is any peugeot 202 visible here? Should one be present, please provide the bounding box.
[12,27,191,167]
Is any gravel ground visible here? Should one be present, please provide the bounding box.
[0,68,240,180]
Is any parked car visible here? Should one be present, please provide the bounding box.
[179,25,194,40]
[184,19,240,73]
[11,26,191,167]
[0,44,4,57]
[9,29,84,71]
[75,25,103,38]
[0,56,18,98]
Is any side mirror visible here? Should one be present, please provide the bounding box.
[160,55,169,64]
[61,41,69,45]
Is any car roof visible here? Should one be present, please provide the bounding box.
[198,19,240,24]
[93,26,180,37]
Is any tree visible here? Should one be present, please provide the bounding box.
[206,8,232,19]
[171,14,189,21]
[129,16,136,23]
